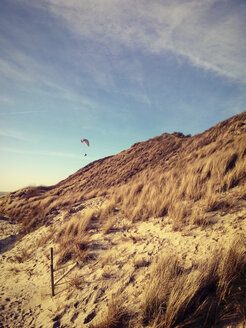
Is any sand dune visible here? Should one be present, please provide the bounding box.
[0,111,245,327]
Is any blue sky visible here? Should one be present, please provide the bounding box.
[0,0,246,191]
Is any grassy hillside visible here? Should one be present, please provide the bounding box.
[0,111,245,328]
[0,111,245,234]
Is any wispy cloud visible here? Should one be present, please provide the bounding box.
[0,129,29,141]
[0,110,47,116]
[33,0,246,84]
[0,49,37,84]
[1,0,245,117]
[0,147,81,159]
[0,43,110,112]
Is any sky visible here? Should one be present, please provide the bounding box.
[0,0,246,192]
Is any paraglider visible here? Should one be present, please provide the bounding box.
[81,138,89,156]
[80,139,89,147]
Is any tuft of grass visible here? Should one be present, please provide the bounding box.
[68,273,84,290]
[204,194,231,213]
[55,211,96,264]
[102,218,116,234]
[92,297,132,328]
[142,254,183,326]
[168,202,191,231]
[13,248,30,263]
[142,237,246,328]
[57,234,89,265]
[56,210,95,238]
[98,200,117,221]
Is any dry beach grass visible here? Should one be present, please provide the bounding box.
[142,238,246,328]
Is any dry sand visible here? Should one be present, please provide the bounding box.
[0,198,245,328]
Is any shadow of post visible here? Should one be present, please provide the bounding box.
[0,235,18,254]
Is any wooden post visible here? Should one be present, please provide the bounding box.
[50,247,55,297]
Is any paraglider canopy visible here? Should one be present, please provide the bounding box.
[80,139,89,147]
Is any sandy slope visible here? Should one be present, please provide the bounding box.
[0,198,245,328]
